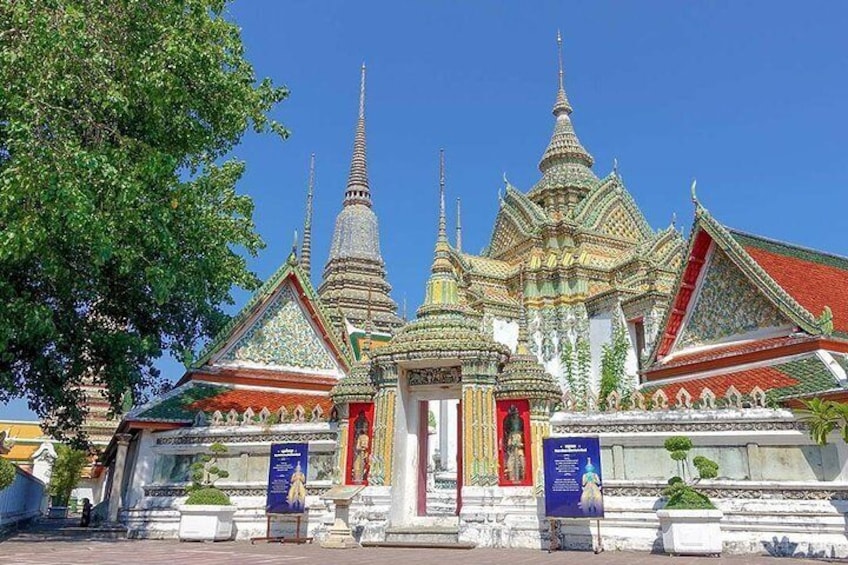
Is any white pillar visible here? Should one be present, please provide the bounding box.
[107,433,132,523]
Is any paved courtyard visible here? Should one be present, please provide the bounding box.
[0,536,835,565]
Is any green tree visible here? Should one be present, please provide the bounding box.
[49,444,89,505]
[0,0,288,443]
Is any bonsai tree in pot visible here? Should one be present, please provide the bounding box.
[656,436,722,556]
[48,445,88,518]
[179,442,237,541]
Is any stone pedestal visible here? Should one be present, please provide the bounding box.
[320,485,364,549]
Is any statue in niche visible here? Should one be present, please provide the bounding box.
[502,404,526,483]
[351,409,370,484]
[286,462,307,511]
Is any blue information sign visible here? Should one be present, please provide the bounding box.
[543,436,604,518]
[266,443,309,514]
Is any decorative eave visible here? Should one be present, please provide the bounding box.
[192,257,353,373]
[645,204,825,370]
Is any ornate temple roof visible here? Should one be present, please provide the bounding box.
[127,381,332,425]
[319,64,403,335]
[192,250,352,376]
[649,201,841,366]
[641,196,848,406]
[641,353,845,404]
[376,151,509,364]
[529,32,598,206]
[732,230,848,337]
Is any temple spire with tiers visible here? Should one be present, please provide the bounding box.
[318,64,403,335]
[530,31,598,214]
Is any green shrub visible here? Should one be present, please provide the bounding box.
[661,435,719,510]
[185,486,231,506]
[693,455,719,479]
[0,458,16,491]
[184,442,230,506]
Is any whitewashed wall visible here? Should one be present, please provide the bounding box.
[0,466,45,530]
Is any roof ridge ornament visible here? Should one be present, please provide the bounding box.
[287,230,299,266]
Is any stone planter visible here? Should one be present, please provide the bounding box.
[178,505,237,541]
[657,509,723,555]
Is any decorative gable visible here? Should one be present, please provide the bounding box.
[217,284,338,372]
[597,202,645,241]
[675,247,791,352]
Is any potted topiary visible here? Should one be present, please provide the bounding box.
[655,436,722,556]
[48,445,88,519]
[178,442,236,541]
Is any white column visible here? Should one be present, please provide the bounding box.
[107,433,132,523]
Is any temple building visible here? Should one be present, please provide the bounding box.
[446,33,684,396]
[639,195,848,405]
[103,36,848,556]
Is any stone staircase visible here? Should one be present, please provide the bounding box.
[426,489,457,516]
[11,518,127,541]
[362,522,474,550]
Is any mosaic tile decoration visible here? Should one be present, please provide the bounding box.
[677,247,789,351]
[221,285,336,371]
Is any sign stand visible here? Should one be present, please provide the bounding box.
[542,436,605,554]
[250,513,313,544]
[547,518,603,553]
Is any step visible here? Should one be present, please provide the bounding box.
[384,525,460,546]
[362,540,476,550]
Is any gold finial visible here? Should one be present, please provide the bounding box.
[438,148,446,243]
[690,179,699,206]
[557,29,564,92]
[359,62,366,119]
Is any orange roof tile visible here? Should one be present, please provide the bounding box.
[743,244,848,334]
[188,389,332,415]
[643,366,798,401]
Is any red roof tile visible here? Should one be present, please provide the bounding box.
[743,244,848,334]
[188,389,332,414]
[643,366,798,400]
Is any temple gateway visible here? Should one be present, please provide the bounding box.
[103,38,848,555]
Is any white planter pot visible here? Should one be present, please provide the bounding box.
[657,509,723,555]
[178,505,237,541]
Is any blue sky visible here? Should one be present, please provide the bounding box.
[4,1,848,421]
